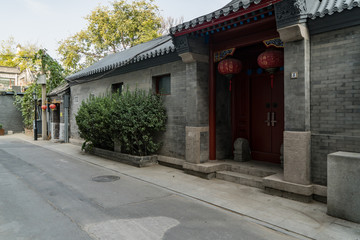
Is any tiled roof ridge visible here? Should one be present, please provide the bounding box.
[66,35,175,81]
[170,0,263,34]
[308,0,360,19]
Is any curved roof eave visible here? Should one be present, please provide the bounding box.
[170,0,279,35]
[66,35,175,82]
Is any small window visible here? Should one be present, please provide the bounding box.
[112,82,123,94]
[154,75,171,95]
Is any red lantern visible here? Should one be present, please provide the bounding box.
[257,48,284,88]
[41,105,47,110]
[49,104,56,110]
[218,58,242,91]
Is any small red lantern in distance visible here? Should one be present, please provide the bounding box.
[257,48,284,88]
[49,104,56,110]
[218,58,242,91]
[41,105,47,110]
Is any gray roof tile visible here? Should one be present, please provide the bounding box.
[48,82,69,96]
[170,0,265,34]
[308,0,360,19]
[66,35,175,81]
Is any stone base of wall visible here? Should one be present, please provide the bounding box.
[157,155,185,170]
[90,147,158,168]
[186,126,209,164]
[24,128,33,137]
[284,131,311,185]
[263,173,327,203]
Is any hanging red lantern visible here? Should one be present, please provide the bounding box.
[49,104,56,110]
[257,48,284,88]
[218,58,242,91]
[41,105,47,110]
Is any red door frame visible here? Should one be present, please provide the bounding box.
[208,17,279,160]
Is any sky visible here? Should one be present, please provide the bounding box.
[0,0,229,60]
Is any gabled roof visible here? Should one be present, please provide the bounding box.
[308,0,360,19]
[0,66,20,74]
[48,82,69,97]
[66,35,175,81]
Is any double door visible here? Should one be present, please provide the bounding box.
[250,73,284,163]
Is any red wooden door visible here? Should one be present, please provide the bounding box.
[250,72,284,163]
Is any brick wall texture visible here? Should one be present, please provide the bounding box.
[0,94,24,133]
[70,60,189,159]
[310,25,360,185]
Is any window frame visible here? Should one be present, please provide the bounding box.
[154,74,171,95]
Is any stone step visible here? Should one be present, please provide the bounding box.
[216,171,264,189]
[229,165,276,178]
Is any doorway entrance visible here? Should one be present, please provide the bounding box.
[231,44,284,164]
[250,72,284,163]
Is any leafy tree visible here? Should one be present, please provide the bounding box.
[58,0,162,73]
[14,49,65,129]
[33,49,65,92]
[158,16,184,35]
[0,37,40,71]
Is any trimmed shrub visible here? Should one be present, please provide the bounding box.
[76,88,167,156]
[76,94,113,151]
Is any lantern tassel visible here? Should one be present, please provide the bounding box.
[271,74,274,89]
[229,79,232,91]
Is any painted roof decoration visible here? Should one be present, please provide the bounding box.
[307,0,360,19]
[66,35,175,81]
[170,0,265,34]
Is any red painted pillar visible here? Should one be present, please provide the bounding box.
[209,48,216,160]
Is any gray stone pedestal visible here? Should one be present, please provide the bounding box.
[327,152,360,223]
[186,126,209,164]
[283,131,311,185]
[233,138,251,162]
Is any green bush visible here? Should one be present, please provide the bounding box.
[76,94,114,151]
[0,123,3,129]
[76,88,167,156]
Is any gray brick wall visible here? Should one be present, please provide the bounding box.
[70,60,188,159]
[310,25,360,185]
[0,94,24,133]
[284,39,308,131]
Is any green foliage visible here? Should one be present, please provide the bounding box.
[33,49,66,92]
[76,88,167,156]
[13,49,65,129]
[0,37,40,71]
[0,123,3,129]
[76,94,114,151]
[14,83,41,129]
[58,0,161,73]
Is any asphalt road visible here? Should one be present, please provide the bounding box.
[0,137,297,240]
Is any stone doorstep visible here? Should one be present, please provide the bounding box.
[183,161,228,173]
[216,171,264,189]
[230,164,277,178]
[263,173,327,197]
[157,155,185,168]
[157,155,185,170]
[135,155,329,202]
